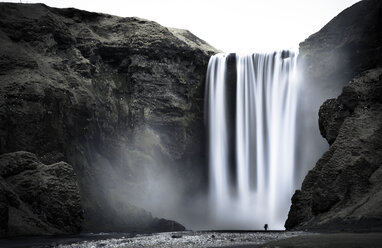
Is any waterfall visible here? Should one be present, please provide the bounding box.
[205,51,299,229]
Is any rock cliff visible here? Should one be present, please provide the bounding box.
[286,68,382,231]
[0,2,217,234]
[286,0,382,231]
[294,0,382,185]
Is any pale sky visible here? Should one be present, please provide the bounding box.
[3,0,360,52]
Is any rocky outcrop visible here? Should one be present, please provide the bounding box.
[0,151,83,237]
[285,68,382,231]
[151,218,186,232]
[0,3,217,233]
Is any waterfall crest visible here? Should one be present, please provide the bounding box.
[205,51,298,229]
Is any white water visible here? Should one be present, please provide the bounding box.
[205,51,299,229]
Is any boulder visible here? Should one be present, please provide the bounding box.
[152,218,186,232]
[0,151,83,237]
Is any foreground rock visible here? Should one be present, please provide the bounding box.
[285,68,382,231]
[0,3,217,233]
[0,151,83,237]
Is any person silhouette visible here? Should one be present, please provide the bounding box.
[264,224,268,231]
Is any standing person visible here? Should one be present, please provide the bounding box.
[264,224,268,231]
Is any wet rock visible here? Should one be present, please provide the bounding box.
[0,151,83,237]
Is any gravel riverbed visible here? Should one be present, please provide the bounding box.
[52,231,308,248]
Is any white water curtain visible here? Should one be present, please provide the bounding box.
[206,51,299,229]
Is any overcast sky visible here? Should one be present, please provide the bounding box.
[4,0,360,52]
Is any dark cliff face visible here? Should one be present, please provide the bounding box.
[0,3,218,233]
[294,0,382,187]
[286,68,382,231]
[286,0,382,231]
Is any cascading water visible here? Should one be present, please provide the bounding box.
[205,51,299,229]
